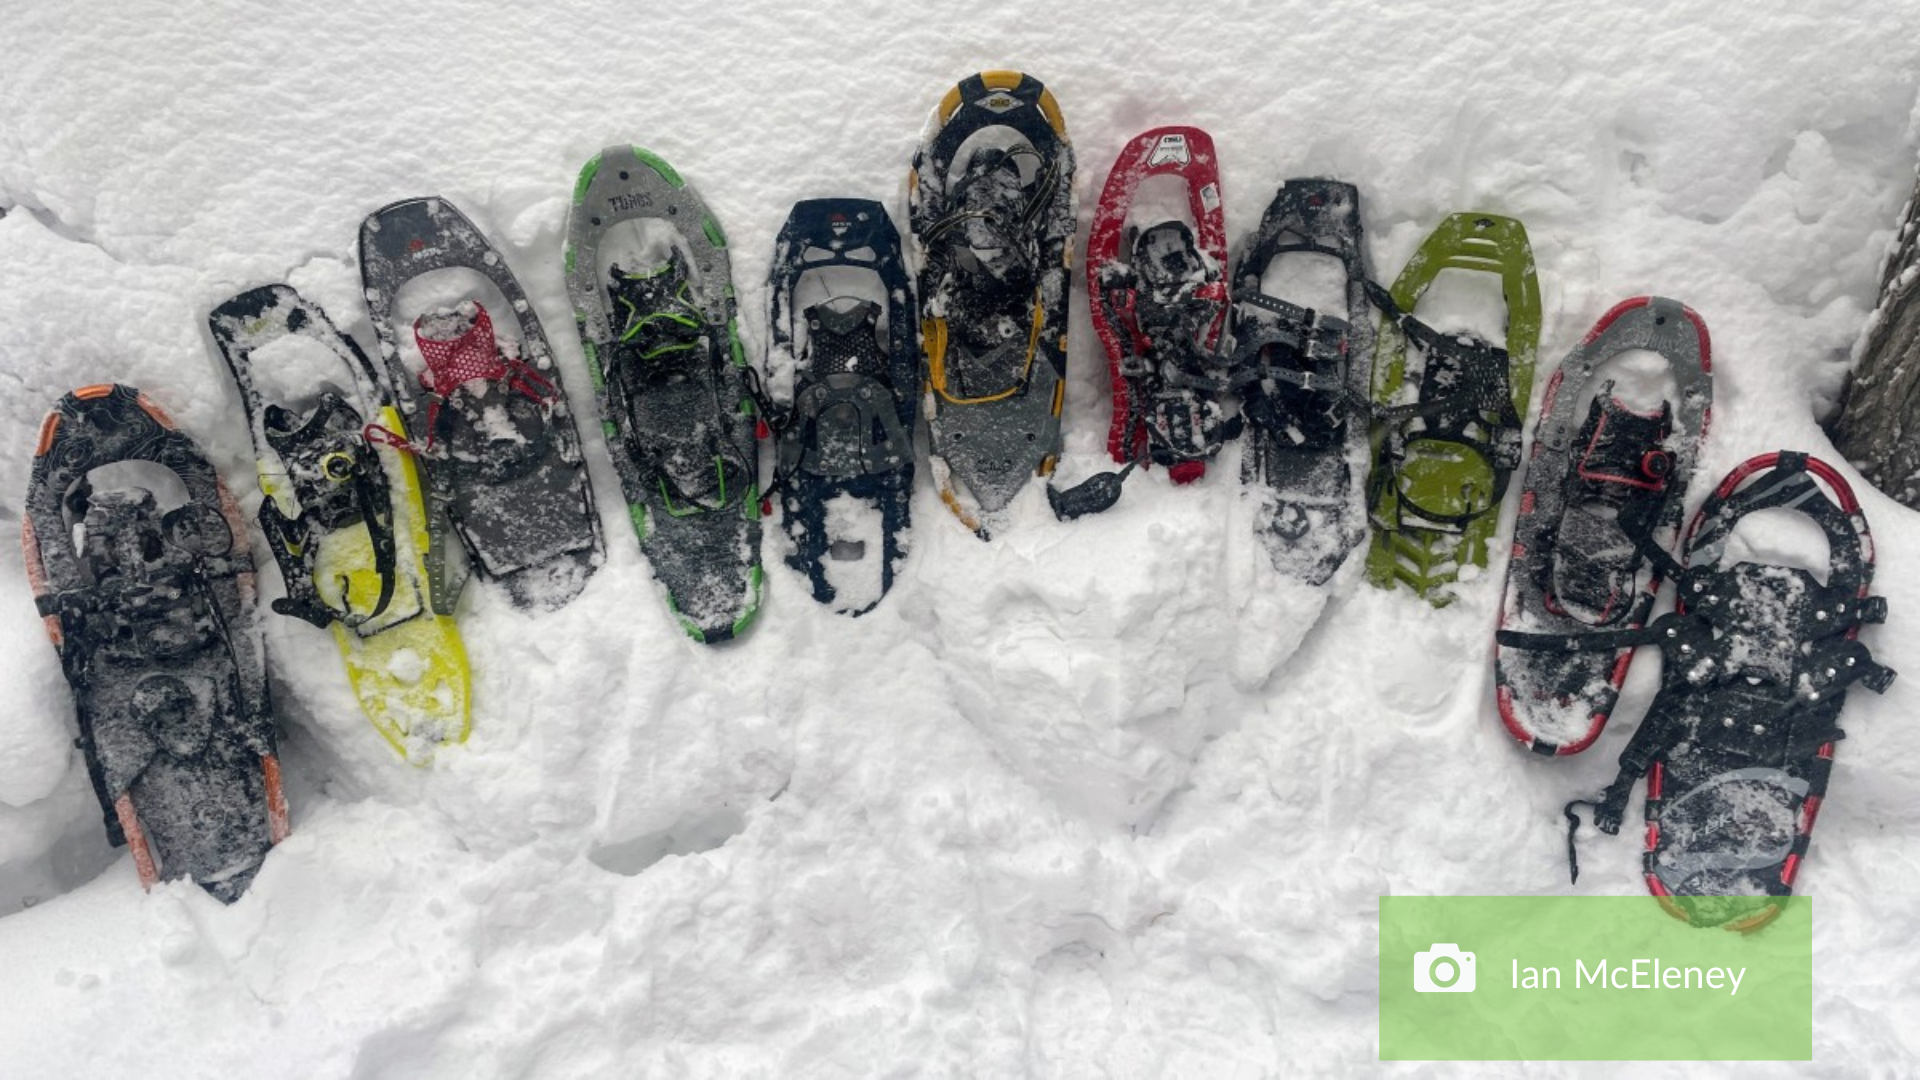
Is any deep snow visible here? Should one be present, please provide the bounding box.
[3,1,1920,1075]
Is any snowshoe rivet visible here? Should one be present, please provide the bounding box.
[1723,717,1734,727]
[1692,582,1705,593]
[514,299,529,313]
[484,252,499,266]
[1666,628,1678,638]
[1753,724,1765,734]
[1847,657,1857,667]
[619,170,629,181]
[591,216,601,226]
[1827,668,1837,678]
[1679,644,1693,654]
[1810,691,1821,700]
[1816,611,1828,621]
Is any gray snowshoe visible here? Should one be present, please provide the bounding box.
[359,196,603,611]
[564,146,763,642]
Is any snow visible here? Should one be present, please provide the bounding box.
[3,1,1920,1074]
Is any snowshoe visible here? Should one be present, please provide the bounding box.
[209,284,470,763]
[1086,126,1231,482]
[1364,213,1540,601]
[563,146,763,642]
[358,196,603,610]
[1555,452,1893,930]
[1224,179,1375,584]
[765,199,917,616]
[21,384,288,900]
[1497,298,1713,754]
[908,70,1075,534]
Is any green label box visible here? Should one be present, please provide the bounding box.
[1378,897,1812,1061]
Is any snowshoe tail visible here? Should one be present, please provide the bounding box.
[564,146,764,642]
[1364,212,1540,602]
[766,199,918,615]
[1226,179,1374,584]
[1495,297,1713,754]
[209,284,471,763]
[21,384,287,900]
[909,70,1075,532]
[359,196,603,611]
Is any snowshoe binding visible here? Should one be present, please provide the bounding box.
[359,196,603,611]
[909,70,1075,535]
[1224,179,1375,584]
[21,385,288,900]
[765,199,917,616]
[564,146,763,642]
[209,284,470,763]
[1086,126,1231,483]
[1497,298,1713,754]
[1365,213,1540,602]
[1555,452,1893,930]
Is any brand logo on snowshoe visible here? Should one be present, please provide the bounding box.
[977,94,1022,114]
[610,192,653,213]
[1148,134,1191,167]
[830,213,850,237]
[1200,183,1220,212]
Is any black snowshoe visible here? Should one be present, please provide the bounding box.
[1555,452,1894,929]
[21,385,286,901]
[1223,179,1375,584]
[765,199,918,616]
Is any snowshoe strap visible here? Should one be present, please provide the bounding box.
[1230,290,1349,393]
[608,253,706,368]
[1571,391,1674,497]
[1540,394,1680,622]
[256,434,398,630]
[407,303,559,455]
[922,144,1059,288]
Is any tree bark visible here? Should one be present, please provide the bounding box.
[1832,167,1920,505]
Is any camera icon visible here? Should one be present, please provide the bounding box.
[1413,944,1476,993]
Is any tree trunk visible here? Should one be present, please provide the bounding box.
[1832,167,1920,505]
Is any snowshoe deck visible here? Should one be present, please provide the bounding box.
[1556,453,1893,930]
[766,199,917,616]
[210,284,470,763]
[359,196,603,611]
[1226,179,1375,584]
[1086,126,1230,480]
[1497,297,1713,754]
[564,146,763,642]
[21,384,287,900]
[909,70,1075,534]
[1365,212,1540,601]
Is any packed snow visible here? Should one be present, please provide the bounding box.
[4,1,1920,1074]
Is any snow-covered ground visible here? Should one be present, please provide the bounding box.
[4,1,1920,1074]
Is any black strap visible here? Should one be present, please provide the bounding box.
[1563,799,1596,884]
